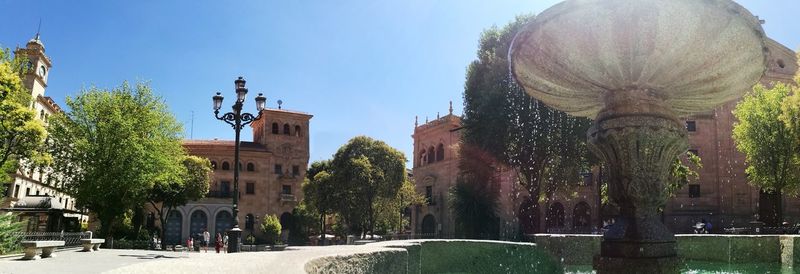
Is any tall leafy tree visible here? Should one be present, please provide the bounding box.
[451,144,501,239]
[47,82,186,238]
[148,155,211,248]
[0,48,47,192]
[733,83,800,225]
[303,169,336,243]
[462,15,593,233]
[328,137,407,236]
[374,180,425,234]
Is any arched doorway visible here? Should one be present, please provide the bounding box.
[214,211,232,236]
[279,212,293,242]
[279,212,293,229]
[190,210,208,238]
[546,202,565,232]
[518,197,540,235]
[573,202,591,232]
[164,210,182,245]
[421,214,436,237]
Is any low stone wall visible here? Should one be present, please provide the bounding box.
[304,249,409,274]
[677,235,780,263]
[305,240,562,274]
[534,233,800,267]
[533,234,601,265]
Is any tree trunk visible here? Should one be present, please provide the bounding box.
[100,215,115,249]
[522,170,542,233]
[759,189,783,226]
[319,213,325,246]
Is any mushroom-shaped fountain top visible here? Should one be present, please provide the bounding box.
[510,0,768,119]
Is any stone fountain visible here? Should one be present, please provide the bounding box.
[509,0,768,272]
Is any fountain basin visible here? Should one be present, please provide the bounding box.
[535,234,800,266]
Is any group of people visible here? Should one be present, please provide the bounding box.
[187,228,228,253]
[693,218,713,234]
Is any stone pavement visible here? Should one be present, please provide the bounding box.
[0,245,395,274]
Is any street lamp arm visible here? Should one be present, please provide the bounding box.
[214,110,238,128]
[240,111,263,127]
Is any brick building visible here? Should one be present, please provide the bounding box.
[411,38,798,236]
[151,108,312,245]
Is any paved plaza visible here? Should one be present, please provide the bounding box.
[0,245,393,274]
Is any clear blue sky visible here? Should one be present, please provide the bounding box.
[2,0,799,167]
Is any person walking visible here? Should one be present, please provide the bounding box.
[187,237,194,252]
[203,229,211,253]
[223,234,229,254]
[215,233,222,253]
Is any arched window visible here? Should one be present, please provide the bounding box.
[246,163,255,172]
[222,161,230,170]
[283,123,291,135]
[40,110,45,120]
[245,214,255,230]
[436,143,444,161]
[427,146,435,164]
[272,123,279,134]
[518,197,540,235]
[419,149,426,166]
[573,202,591,230]
[294,125,302,136]
[421,214,436,236]
[210,161,218,170]
[546,202,566,231]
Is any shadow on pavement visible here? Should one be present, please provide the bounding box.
[118,254,184,260]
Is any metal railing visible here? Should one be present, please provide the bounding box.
[207,191,232,198]
[723,226,800,235]
[14,232,92,247]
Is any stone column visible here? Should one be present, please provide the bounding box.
[590,90,688,273]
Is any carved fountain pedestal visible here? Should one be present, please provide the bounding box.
[588,90,688,272]
[509,0,769,272]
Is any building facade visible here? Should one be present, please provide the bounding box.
[409,104,599,238]
[666,38,800,232]
[411,38,798,236]
[1,34,84,232]
[152,108,312,245]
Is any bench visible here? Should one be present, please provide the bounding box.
[20,241,65,260]
[81,239,105,252]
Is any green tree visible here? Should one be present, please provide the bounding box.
[374,180,425,234]
[148,155,212,248]
[0,48,47,192]
[462,15,593,232]
[303,163,336,243]
[261,214,282,244]
[288,202,317,245]
[47,82,186,239]
[451,145,500,239]
[733,83,800,225]
[328,136,407,236]
[0,212,23,255]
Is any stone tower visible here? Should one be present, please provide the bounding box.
[15,32,52,103]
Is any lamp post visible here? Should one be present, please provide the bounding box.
[212,76,266,253]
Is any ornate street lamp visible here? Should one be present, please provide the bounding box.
[212,76,266,253]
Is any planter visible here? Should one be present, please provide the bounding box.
[270,244,287,251]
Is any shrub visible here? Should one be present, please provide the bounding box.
[261,214,282,244]
[0,213,22,254]
[245,234,256,245]
[111,239,150,250]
